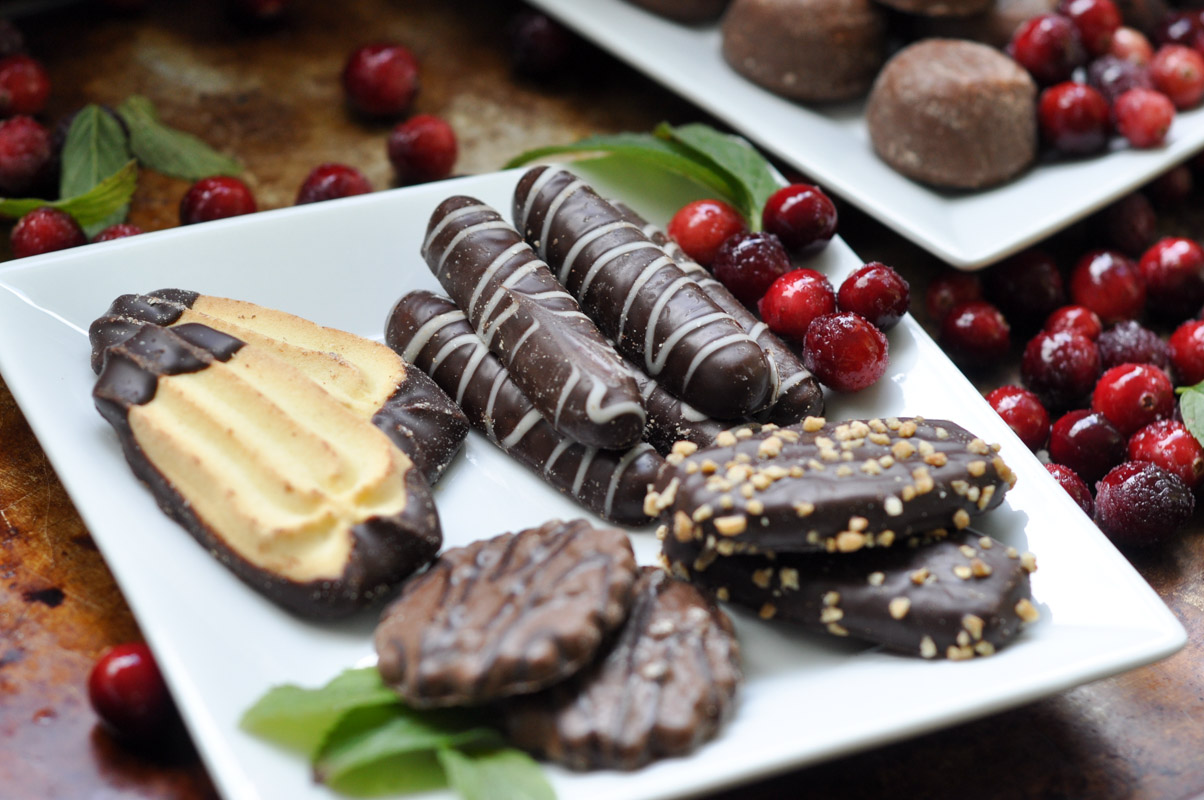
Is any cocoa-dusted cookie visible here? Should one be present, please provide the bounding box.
[866,39,1037,190]
[513,166,773,420]
[662,528,1038,659]
[721,0,887,103]
[505,567,741,770]
[646,417,1016,554]
[94,322,441,618]
[374,519,638,708]
[421,196,645,450]
[387,290,664,525]
[908,0,1056,48]
[89,289,469,484]
[624,0,730,22]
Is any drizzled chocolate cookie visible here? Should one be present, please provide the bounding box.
[625,357,730,455]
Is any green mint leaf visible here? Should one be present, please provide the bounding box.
[1178,380,1204,447]
[60,104,133,233]
[0,160,138,231]
[437,747,557,800]
[117,95,242,181]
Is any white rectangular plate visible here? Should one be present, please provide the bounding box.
[528,0,1204,269]
[0,166,1184,800]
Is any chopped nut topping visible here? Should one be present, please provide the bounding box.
[869,432,892,446]
[673,511,696,542]
[956,631,971,647]
[967,460,987,477]
[789,464,805,478]
[726,464,753,483]
[977,484,996,511]
[966,486,981,503]
[1020,552,1038,573]
[780,567,799,590]
[823,590,841,606]
[764,465,789,480]
[970,558,993,577]
[752,567,774,589]
[685,461,699,475]
[666,452,684,466]
[886,417,901,430]
[671,440,699,457]
[975,641,996,656]
[779,429,800,443]
[1015,598,1040,622]
[917,440,935,457]
[1006,546,1019,559]
[670,561,690,580]
[967,438,990,455]
[807,459,825,471]
[693,546,717,572]
[951,480,969,496]
[898,420,917,438]
[751,473,772,491]
[889,597,911,619]
[868,571,886,586]
[848,516,869,532]
[716,586,730,601]
[794,501,816,518]
[979,536,994,549]
[892,441,917,460]
[959,544,977,558]
[835,531,867,552]
[962,614,985,640]
[643,491,661,517]
[692,504,714,522]
[716,539,735,556]
[759,602,777,620]
[826,623,849,636]
[701,459,719,475]
[806,530,821,545]
[884,496,904,516]
[952,509,971,529]
[658,477,679,509]
[714,430,738,447]
[869,418,887,433]
[850,420,871,438]
[655,524,667,541]
[993,456,1018,487]
[953,565,973,580]
[802,416,826,432]
[840,438,865,451]
[861,459,883,475]
[878,454,896,469]
[714,514,747,536]
[735,427,754,440]
[910,567,930,585]
[840,450,854,462]
[740,483,755,498]
[835,465,854,477]
[821,449,840,463]
[719,494,734,510]
[734,452,752,464]
[878,530,896,547]
[934,426,949,439]
[901,485,916,502]
[947,645,975,661]
[920,636,937,658]
[747,499,765,516]
[820,606,844,623]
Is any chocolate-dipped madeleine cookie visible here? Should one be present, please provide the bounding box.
[662,528,1038,658]
[421,196,645,450]
[513,166,773,420]
[646,417,1016,554]
[93,323,441,618]
[90,290,468,484]
[374,519,638,707]
[505,567,742,770]
[386,290,664,525]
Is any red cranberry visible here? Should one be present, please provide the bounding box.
[1046,463,1094,515]
[0,55,49,117]
[666,198,747,267]
[1114,88,1175,149]
[179,176,257,225]
[1038,82,1111,154]
[1152,11,1204,51]
[712,231,793,305]
[1009,14,1087,84]
[836,261,909,330]
[940,300,1011,366]
[1094,461,1194,546]
[984,249,1064,330]
[1111,26,1154,65]
[1068,249,1145,324]
[1149,45,1204,109]
[1138,237,1204,319]
[986,385,1051,451]
[925,269,983,325]
[1168,318,1204,384]
[387,114,457,185]
[342,43,419,118]
[88,642,174,741]
[1129,419,1204,488]
[508,11,574,79]
[803,312,890,393]
[92,223,143,242]
[1091,362,1174,435]
[1097,320,1169,369]
[1148,164,1194,208]
[0,115,49,196]
[1045,304,1103,339]
[10,207,85,258]
[1098,192,1156,256]
[1086,55,1153,105]
[1058,0,1121,55]
[295,162,372,205]
[761,183,838,255]
[1021,329,1101,409]
[758,268,836,341]
[1050,409,1127,482]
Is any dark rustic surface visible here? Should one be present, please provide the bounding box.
[1,1,1203,799]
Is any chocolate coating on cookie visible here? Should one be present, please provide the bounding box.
[387,290,664,525]
[513,166,773,420]
[648,417,1016,554]
[662,529,1037,658]
[505,567,741,770]
[374,519,638,707]
[625,358,729,455]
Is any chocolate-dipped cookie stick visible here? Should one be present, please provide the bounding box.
[421,196,645,450]
[513,166,773,420]
[623,357,729,455]
[386,290,664,526]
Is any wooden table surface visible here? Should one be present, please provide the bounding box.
[2,2,1203,798]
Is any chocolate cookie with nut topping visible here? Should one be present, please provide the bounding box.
[663,528,1037,658]
[646,417,1016,555]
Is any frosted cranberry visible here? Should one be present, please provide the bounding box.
[1094,461,1194,546]
[1098,192,1156,256]
[836,261,909,330]
[803,312,890,392]
[666,198,747,267]
[986,385,1051,451]
[10,207,85,258]
[1050,409,1127,482]
[925,270,982,325]
[1129,418,1204,488]
[1139,237,1204,319]
[0,115,48,196]
[1148,164,1194,208]
[179,176,257,225]
[1046,463,1094,515]
[1058,0,1121,55]
[1149,45,1204,109]
[1038,82,1110,154]
[1091,362,1174,435]
[985,249,1064,330]
[761,183,838,255]
[1097,320,1169,369]
[387,114,457,185]
[295,162,371,205]
[1086,55,1153,105]
[342,43,419,118]
[1021,329,1101,409]
[758,268,836,341]
[1009,14,1087,84]
[88,643,174,741]
[1152,12,1204,51]
[0,55,49,116]
[712,231,792,305]
[1168,318,1204,384]
[92,223,143,242]
[1068,249,1145,324]
[1114,88,1175,148]
[940,300,1011,366]
[508,11,574,79]
[1111,26,1154,65]
[1045,304,1103,339]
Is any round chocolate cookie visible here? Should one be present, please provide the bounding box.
[866,39,1037,190]
[505,567,742,771]
[876,0,990,18]
[721,0,887,103]
[625,0,730,22]
[908,0,1056,48]
[374,519,638,708]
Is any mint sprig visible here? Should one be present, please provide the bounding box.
[0,159,138,229]
[60,105,134,234]
[1177,381,1204,446]
[117,95,243,181]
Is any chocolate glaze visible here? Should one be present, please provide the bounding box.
[624,357,728,455]
[374,519,638,707]
[513,166,772,420]
[386,290,664,526]
[505,566,741,770]
[422,196,644,450]
[662,528,1036,658]
[93,322,442,619]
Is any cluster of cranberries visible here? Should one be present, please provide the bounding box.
[667,185,908,393]
[1008,1,1201,152]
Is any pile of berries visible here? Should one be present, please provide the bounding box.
[667,184,909,393]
